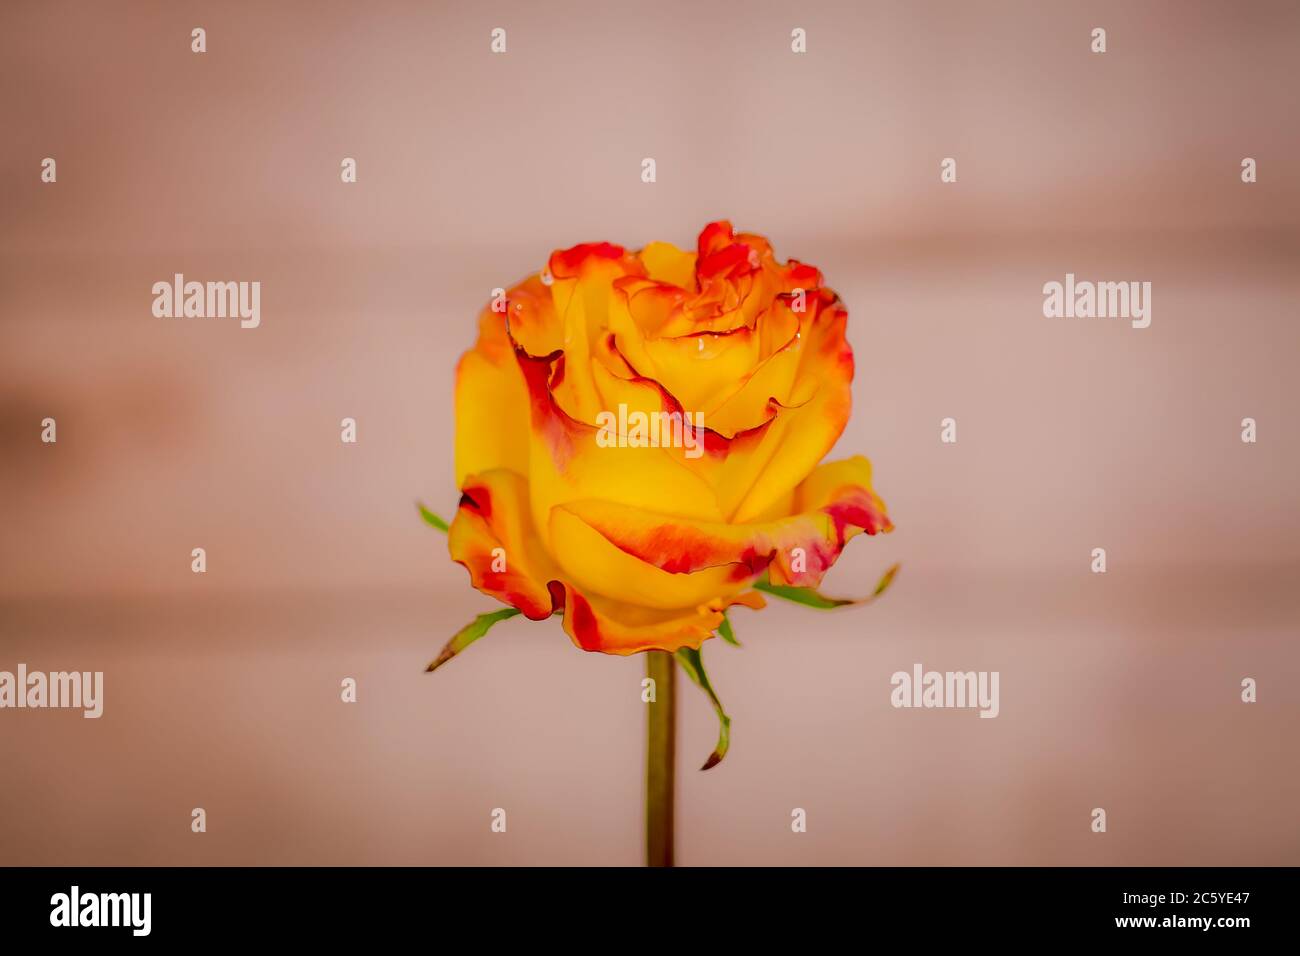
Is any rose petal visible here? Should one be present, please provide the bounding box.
[553,583,765,655]
[448,469,562,620]
[555,455,891,589]
[454,310,532,485]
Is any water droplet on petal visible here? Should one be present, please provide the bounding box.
[540,270,553,286]
[698,337,705,352]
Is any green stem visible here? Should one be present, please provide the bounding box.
[645,650,676,867]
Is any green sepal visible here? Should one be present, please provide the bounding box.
[427,607,520,672]
[754,562,899,609]
[674,646,732,771]
[716,613,740,647]
[417,502,450,533]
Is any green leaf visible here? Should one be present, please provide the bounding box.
[427,608,520,672]
[417,502,450,533]
[755,562,900,609]
[716,613,740,647]
[674,646,731,771]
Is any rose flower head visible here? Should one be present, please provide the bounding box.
[426,221,895,767]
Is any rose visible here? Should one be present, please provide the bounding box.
[448,220,892,656]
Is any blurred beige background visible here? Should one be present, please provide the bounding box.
[1,0,1297,865]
